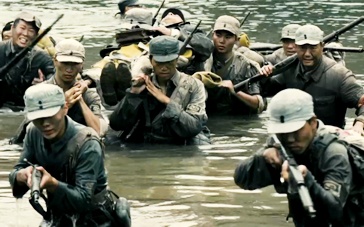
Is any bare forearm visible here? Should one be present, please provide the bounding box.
[79,99,101,134]
[234,91,259,110]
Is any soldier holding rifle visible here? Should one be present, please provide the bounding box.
[9,83,131,226]
[234,89,364,226]
[204,15,266,115]
[0,12,54,108]
[260,23,364,133]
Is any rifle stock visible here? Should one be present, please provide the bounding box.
[0,14,64,78]
[271,135,316,218]
[234,16,364,91]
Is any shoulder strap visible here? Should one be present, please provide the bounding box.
[64,127,104,183]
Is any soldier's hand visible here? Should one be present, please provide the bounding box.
[281,160,308,182]
[259,63,273,77]
[36,166,58,193]
[152,26,172,36]
[74,80,88,94]
[263,147,282,168]
[32,69,45,85]
[145,76,170,104]
[130,74,147,94]
[351,121,364,135]
[65,86,82,108]
[219,80,235,94]
[16,166,33,187]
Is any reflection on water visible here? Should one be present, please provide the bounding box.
[0,0,363,226]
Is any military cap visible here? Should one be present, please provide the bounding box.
[161,8,185,23]
[281,24,301,40]
[15,12,42,30]
[295,24,324,45]
[149,36,179,62]
[213,15,240,36]
[24,84,65,121]
[268,89,315,134]
[55,39,85,63]
[118,0,139,15]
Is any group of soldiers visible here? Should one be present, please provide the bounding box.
[2,0,364,226]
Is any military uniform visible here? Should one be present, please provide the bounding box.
[264,47,287,65]
[204,51,265,115]
[109,71,210,145]
[9,117,110,225]
[0,40,54,107]
[234,120,364,226]
[7,84,131,226]
[109,36,210,145]
[261,55,364,128]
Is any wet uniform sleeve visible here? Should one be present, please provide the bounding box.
[339,68,363,108]
[161,79,208,138]
[259,73,287,97]
[234,148,285,192]
[47,140,104,213]
[304,142,352,222]
[83,90,103,118]
[8,127,36,198]
[109,91,144,131]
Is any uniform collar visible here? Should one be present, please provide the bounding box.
[48,116,77,149]
[295,57,324,82]
[152,71,180,88]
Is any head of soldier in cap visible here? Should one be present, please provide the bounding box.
[213,15,240,55]
[268,88,317,155]
[54,39,85,85]
[11,12,42,49]
[280,24,301,56]
[149,35,180,80]
[24,83,68,141]
[160,8,185,26]
[1,21,13,41]
[295,24,324,69]
[118,0,141,15]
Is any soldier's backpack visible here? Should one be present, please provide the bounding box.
[313,126,364,182]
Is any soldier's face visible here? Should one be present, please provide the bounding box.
[54,60,83,83]
[213,30,237,54]
[281,39,296,56]
[12,20,37,48]
[150,58,177,79]
[32,106,68,142]
[277,118,317,155]
[296,43,324,68]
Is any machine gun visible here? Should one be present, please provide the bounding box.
[24,158,49,220]
[234,16,364,91]
[271,135,316,218]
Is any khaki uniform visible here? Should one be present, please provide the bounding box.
[264,48,287,65]
[204,51,265,115]
[109,71,210,145]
